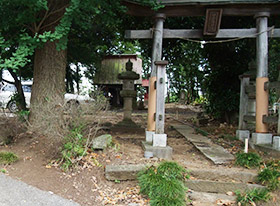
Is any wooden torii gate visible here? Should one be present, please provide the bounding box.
[124,0,280,153]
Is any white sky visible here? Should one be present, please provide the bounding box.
[2,70,13,82]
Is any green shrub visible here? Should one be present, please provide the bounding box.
[258,160,280,191]
[235,152,261,168]
[138,161,188,206]
[0,152,18,164]
[236,188,270,206]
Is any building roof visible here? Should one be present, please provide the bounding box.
[158,0,279,5]
[123,0,280,17]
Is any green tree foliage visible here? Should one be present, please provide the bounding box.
[203,39,255,121]
[0,0,79,70]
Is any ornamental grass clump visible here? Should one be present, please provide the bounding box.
[235,152,262,169]
[138,161,188,206]
[258,160,280,191]
[235,188,270,206]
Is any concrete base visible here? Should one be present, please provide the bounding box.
[142,141,172,160]
[145,130,154,143]
[236,130,250,142]
[251,133,272,145]
[273,136,280,151]
[153,133,167,147]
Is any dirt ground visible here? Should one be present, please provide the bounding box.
[0,103,279,205]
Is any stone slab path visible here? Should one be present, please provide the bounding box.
[0,174,80,206]
[171,124,235,164]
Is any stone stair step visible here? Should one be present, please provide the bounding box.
[105,164,147,181]
[188,191,236,206]
[185,179,265,193]
[105,164,263,195]
[189,167,257,183]
[105,164,257,183]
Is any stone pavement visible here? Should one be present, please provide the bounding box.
[171,124,235,164]
[0,174,80,206]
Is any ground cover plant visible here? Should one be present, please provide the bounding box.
[60,125,87,171]
[138,161,188,206]
[235,152,262,169]
[0,152,18,164]
[258,160,280,191]
[235,188,270,206]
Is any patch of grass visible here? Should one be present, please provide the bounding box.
[235,152,262,169]
[235,188,270,206]
[0,152,18,164]
[258,160,280,191]
[138,161,188,206]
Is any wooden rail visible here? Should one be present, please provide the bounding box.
[264,81,280,91]
[243,115,278,124]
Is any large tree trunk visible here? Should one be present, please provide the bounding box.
[29,0,69,123]
[29,41,67,123]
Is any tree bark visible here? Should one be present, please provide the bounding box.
[29,41,67,122]
[29,0,69,123]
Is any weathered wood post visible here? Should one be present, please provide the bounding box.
[154,61,168,136]
[142,60,172,159]
[252,12,272,144]
[236,74,250,141]
[151,14,166,77]
[238,75,250,130]
[146,13,166,142]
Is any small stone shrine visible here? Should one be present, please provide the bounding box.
[118,60,139,121]
[113,59,141,131]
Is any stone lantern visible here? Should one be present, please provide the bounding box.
[118,60,140,121]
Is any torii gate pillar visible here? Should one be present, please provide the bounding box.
[252,12,273,144]
[146,13,166,141]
